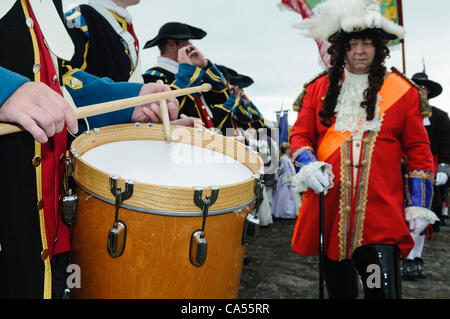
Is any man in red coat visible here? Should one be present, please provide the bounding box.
[289,0,437,299]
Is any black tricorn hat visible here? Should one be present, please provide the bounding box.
[216,65,254,89]
[143,22,207,49]
[412,72,443,99]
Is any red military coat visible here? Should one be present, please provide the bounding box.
[289,70,434,261]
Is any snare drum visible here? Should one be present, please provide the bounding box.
[68,123,263,299]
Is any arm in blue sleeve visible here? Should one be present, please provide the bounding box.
[0,67,30,106]
[63,69,143,130]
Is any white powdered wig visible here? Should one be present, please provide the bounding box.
[293,0,405,41]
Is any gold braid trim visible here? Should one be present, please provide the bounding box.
[21,0,52,299]
[351,117,383,255]
[293,69,328,112]
[337,138,352,261]
[406,170,435,181]
[391,67,432,118]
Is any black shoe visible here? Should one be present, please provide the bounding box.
[414,258,427,279]
[402,259,417,281]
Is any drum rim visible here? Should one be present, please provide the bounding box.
[70,123,264,212]
[76,183,255,216]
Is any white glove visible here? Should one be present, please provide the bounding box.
[305,168,330,194]
[435,172,448,186]
[408,217,429,237]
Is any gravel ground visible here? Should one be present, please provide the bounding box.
[238,217,450,299]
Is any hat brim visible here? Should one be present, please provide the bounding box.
[328,27,397,43]
[413,79,443,99]
[229,76,254,89]
[216,65,254,88]
[143,25,206,49]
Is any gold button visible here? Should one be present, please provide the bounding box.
[37,199,44,211]
[32,156,41,167]
[355,143,361,147]
[33,63,41,74]
[70,78,80,88]
[41,249,49,261]
[25,17,34,28]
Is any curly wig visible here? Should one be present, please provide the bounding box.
[319,29,391,127]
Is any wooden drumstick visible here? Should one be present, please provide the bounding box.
[0,83,211,137]
[156,80,171,142]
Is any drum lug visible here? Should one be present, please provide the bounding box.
[107,176,134,258]
[62,151,78,227]
[189,186,219,267]
[107,221,127,258]
[189,230,208,267]
[62,194,78,227]
[242,176,262,246]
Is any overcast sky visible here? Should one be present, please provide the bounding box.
[63,0,450,125]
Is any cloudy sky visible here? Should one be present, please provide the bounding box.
[63,0,450,125]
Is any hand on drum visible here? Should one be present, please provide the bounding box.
[0,82,78,143]
[131,82,179,124]
[171,116,204,128]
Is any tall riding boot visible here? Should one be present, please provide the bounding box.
[323,256,359,299]
[352,244,402,299]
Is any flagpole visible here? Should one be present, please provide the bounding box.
[397,0,406,74]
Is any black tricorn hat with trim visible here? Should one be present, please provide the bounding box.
[412,72,443,99]
[143,22,207,49]
[216,65,254,89]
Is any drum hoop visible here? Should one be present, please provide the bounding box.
[70,123,264,212]
[77,183,255,216]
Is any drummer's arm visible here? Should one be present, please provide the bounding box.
[0,66,78,143]
[62,69,178,131]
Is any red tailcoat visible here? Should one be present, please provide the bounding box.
[290,71,434,261]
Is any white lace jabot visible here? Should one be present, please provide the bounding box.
[334,68,381,134]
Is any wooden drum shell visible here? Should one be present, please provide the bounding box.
[68,123,264,299]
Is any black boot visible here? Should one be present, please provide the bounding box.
[402,259,418,281]
[414,258,427,279]
[323,256,359,299]
[352,244,402,299]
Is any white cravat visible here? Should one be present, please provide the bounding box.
[335,68,381,135]
[157,56,179,74]
[89,0,133,23]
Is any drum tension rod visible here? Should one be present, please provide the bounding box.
[190,186,219,267]
[242,175,262,246]
[107,176,135,258]
[62,151,78,228]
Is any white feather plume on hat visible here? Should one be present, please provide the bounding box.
[293,0,405,41]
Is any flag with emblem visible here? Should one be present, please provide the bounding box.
[280,0,403,67]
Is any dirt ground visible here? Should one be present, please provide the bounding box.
[238,217,450,299]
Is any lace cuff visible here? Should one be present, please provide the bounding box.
[405,206,440,225]
[292,161,334,194]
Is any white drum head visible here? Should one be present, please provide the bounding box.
[81,140,254,187]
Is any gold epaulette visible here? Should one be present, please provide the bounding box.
[391,67,432,118]
[293,69,329,112]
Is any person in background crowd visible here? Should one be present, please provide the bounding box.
[142,22,234,133]
[402,71,450,280]
[271,142,301,219]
